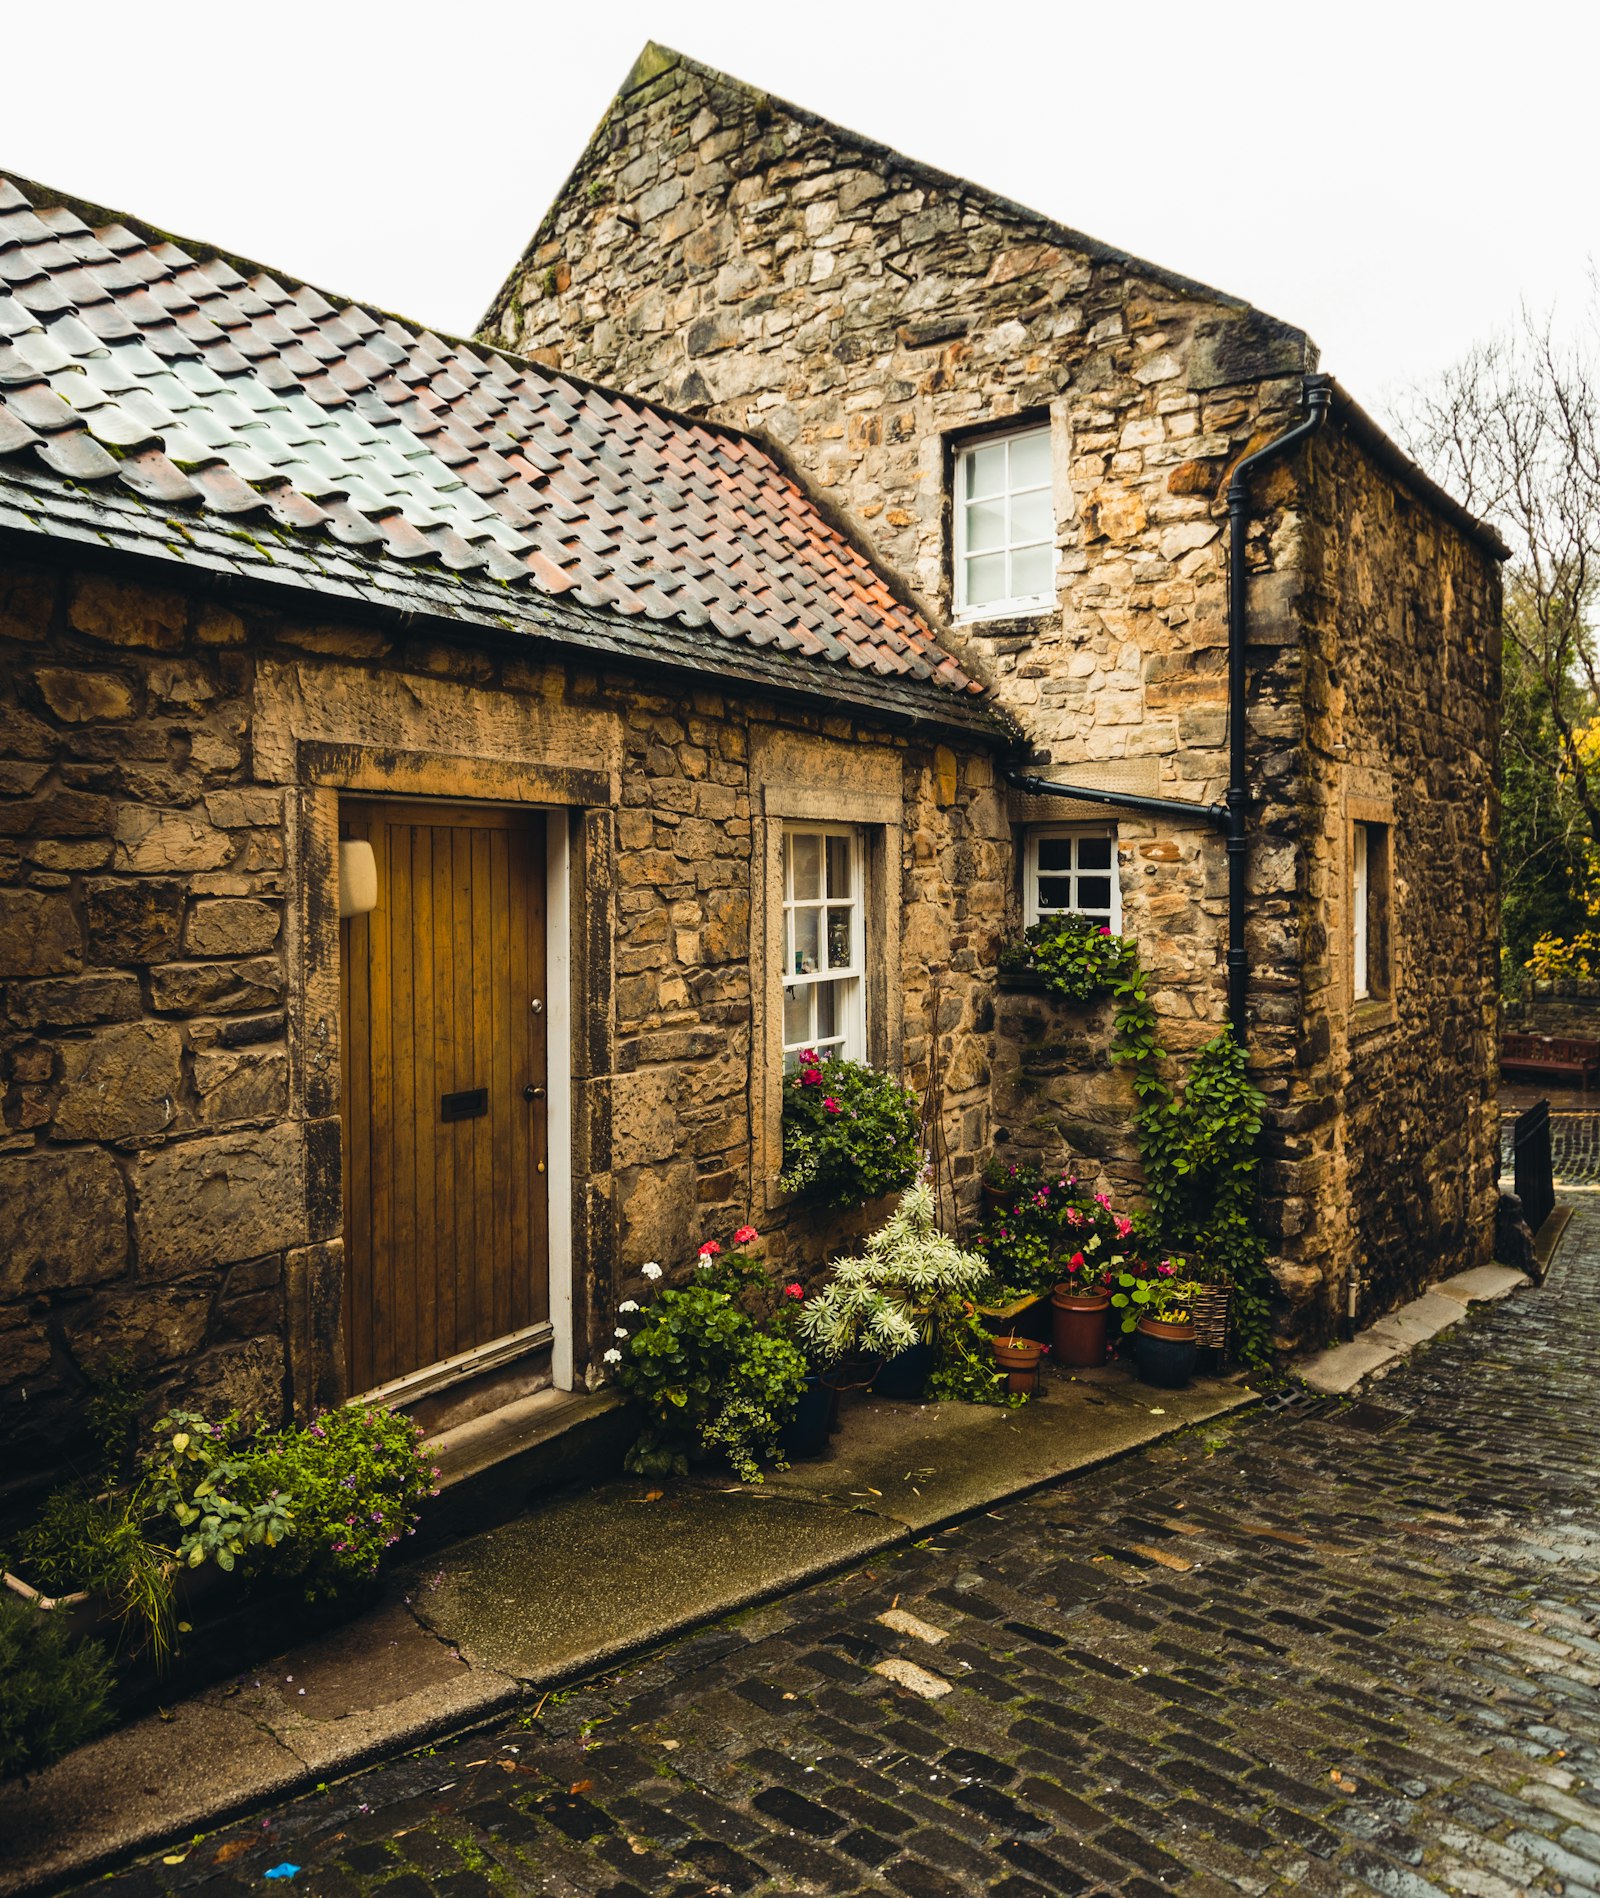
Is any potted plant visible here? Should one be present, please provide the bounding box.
[1109,1262,1203,1388]
[799,1179,988,1400]
[980,1155,1037,1215]
[990,1333,1049,1398]
[608,1229,808,1482]
[778,1049,921,1210]
[976,1173,1136,1350]
[1051,1252,1113,1368]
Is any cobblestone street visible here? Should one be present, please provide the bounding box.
[82,1202,1600,1898]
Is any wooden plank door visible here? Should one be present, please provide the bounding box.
[340,799,549,1394]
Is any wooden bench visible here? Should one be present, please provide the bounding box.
[1501,1031,1600,1085]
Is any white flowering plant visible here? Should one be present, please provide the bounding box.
[608,1227,807,1483]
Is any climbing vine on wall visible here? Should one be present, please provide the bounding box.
[1000,917,1272,1365]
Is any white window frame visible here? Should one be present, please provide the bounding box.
[1024,825,1121,930]
[781,823,865,1066]
[953,423,1056,622]
[1353,821,1370,1001]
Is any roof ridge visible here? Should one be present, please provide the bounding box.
[481,40,1307,338]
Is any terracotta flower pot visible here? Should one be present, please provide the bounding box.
[991,1335,1047,1397]
[981,1179,1017,1215]
[1051,1285,1110,1368]
[1133,1315,1198,1388]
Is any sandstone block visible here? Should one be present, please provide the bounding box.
[35,668,137,722]
[69,575,186,650]
[0,1148,127,1297]
[203,790,285,829]
[0,889,81,977]
[115,807,233,873]
[133,1123,306,1277]
[63,1281,211,1372]
[85,878,186,963]
[194,1045,290,1124]
[185,898,281,956]
[0,563,55,642]
[150,957,284,1016]
[10,972,141,1029]
[55,1022,185,1141]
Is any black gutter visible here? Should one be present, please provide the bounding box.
[1005,772,1227,829]
[1222,378,1334,1043]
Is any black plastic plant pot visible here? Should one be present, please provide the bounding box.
[1132,1318,1198,1389]
[779,1375,838,1458]
[872,1341,935,1400]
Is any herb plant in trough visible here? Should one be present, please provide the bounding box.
[778,1049,921,1209]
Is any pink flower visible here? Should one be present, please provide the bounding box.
[784,1282,804,1299]
[823,1096,842,1116]
[800,1066,823,1087]
[1099,926,1111,935]
[1114,1215,1133,1239]
[1065,1206,1084,1227]
[1157,1261,1175,1277]
[1094,1192,1112,1210]
[699,1240,722,1258]
[734,1225,759,1245]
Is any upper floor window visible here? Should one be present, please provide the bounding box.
[1353,820,1391,1003]
[953,424,1055,620]
[1025,826,1120,930]
[782,825,864,1066]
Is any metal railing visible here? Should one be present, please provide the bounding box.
[1512,1098,1556,1234]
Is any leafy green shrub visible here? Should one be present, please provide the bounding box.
[928,1300,1027,1408]
[778,1050,921,1208]
[143,1407,436,1600]
[975,1167,1137,1295]
[800,1180,988,1364]
[0,1594,114,1779]
[1108,1262,1200,1334]
[612,1232,807,1482]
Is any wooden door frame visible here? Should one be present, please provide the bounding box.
[337,796,568,1406]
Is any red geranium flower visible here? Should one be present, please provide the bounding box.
[784,1282,804,1299]
[823,1096,842,1116]
[1069,1251,1085,1269]
[698,1240,722,1258]
[800,1066,823,1086]
[733,1225,758,1245]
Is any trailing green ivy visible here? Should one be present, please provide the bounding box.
[1002,916,1272,1366]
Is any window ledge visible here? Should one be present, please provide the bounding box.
[1351,996,1396,1039]
[953,600,1057,627]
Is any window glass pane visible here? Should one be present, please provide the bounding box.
[826,834,852,899]
[1035,836,1073,872]
[1037,878,1075,909]
[1076,835,1112,870]
[965,496,1006,553]
[1009,487,1053,544]
[815,980,839,1041]
[1009,542,1054,600]
[789,831,821,902]
[964,552,1007,607]
[783,984,811,1047]
[1008,428,1051,487]
[792,906,820,974]
[965,441,1006,497]
[1076,877,1113,912]
[827,907,853,969]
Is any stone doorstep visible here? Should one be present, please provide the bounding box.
[1298,1262,1534,1396]
[0,1365,1253,1897]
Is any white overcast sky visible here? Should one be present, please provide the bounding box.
[4,0,1594,431]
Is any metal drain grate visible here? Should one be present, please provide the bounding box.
[1325,1399,1412,1435]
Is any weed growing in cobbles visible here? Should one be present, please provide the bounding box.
[73,1196,1600,1898]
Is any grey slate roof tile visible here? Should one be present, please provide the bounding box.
[0,169,990,718]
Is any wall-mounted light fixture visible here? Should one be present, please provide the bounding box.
[338,839,378,919]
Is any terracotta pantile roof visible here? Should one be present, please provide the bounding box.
[0,174,983,706]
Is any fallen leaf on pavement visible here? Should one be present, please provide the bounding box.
[214,1842,252,1865]
[571,1779,593,1795]
[643,1490,663,1502]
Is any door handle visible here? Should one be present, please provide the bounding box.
[524,1084,546,1102]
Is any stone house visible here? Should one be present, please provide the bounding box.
[0,42,1503,1484]
[0,172,1007,1480]
[484,44,1507,1343]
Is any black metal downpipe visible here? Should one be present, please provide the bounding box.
[1223,377,1333,1044]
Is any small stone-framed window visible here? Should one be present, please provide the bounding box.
[781,824,865,1065]
[1353,820,1391,1004]
[1025,825,1120,930]
[952,424,1055,620]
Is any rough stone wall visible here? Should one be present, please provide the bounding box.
[481,48,1335,1330]
[0,554,1004,1478]
[1295,430,1502,1325]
